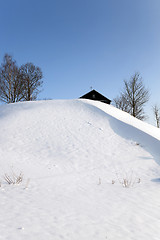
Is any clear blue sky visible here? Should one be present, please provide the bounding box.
[0,0,160,124]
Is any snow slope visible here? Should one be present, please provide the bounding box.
[0,99,160,240]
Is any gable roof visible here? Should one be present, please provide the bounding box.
[80,89,111,104]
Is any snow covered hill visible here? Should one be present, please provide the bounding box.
[0,99,160,240]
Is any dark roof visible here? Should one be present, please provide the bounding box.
[80,89,111,104]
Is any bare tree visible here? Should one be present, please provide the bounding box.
[0,54,24,103]
[113,94,130,113]
[153,105,160,128]
[114,72,149,120]
[19,63,43,101]
[0,55,43,103]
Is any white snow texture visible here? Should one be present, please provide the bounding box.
[0,99,160,240]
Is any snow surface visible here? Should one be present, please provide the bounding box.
[0,99,160,240]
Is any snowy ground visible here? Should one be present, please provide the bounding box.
[0,99,160,240]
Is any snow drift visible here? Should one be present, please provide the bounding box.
[0,99,160,240]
